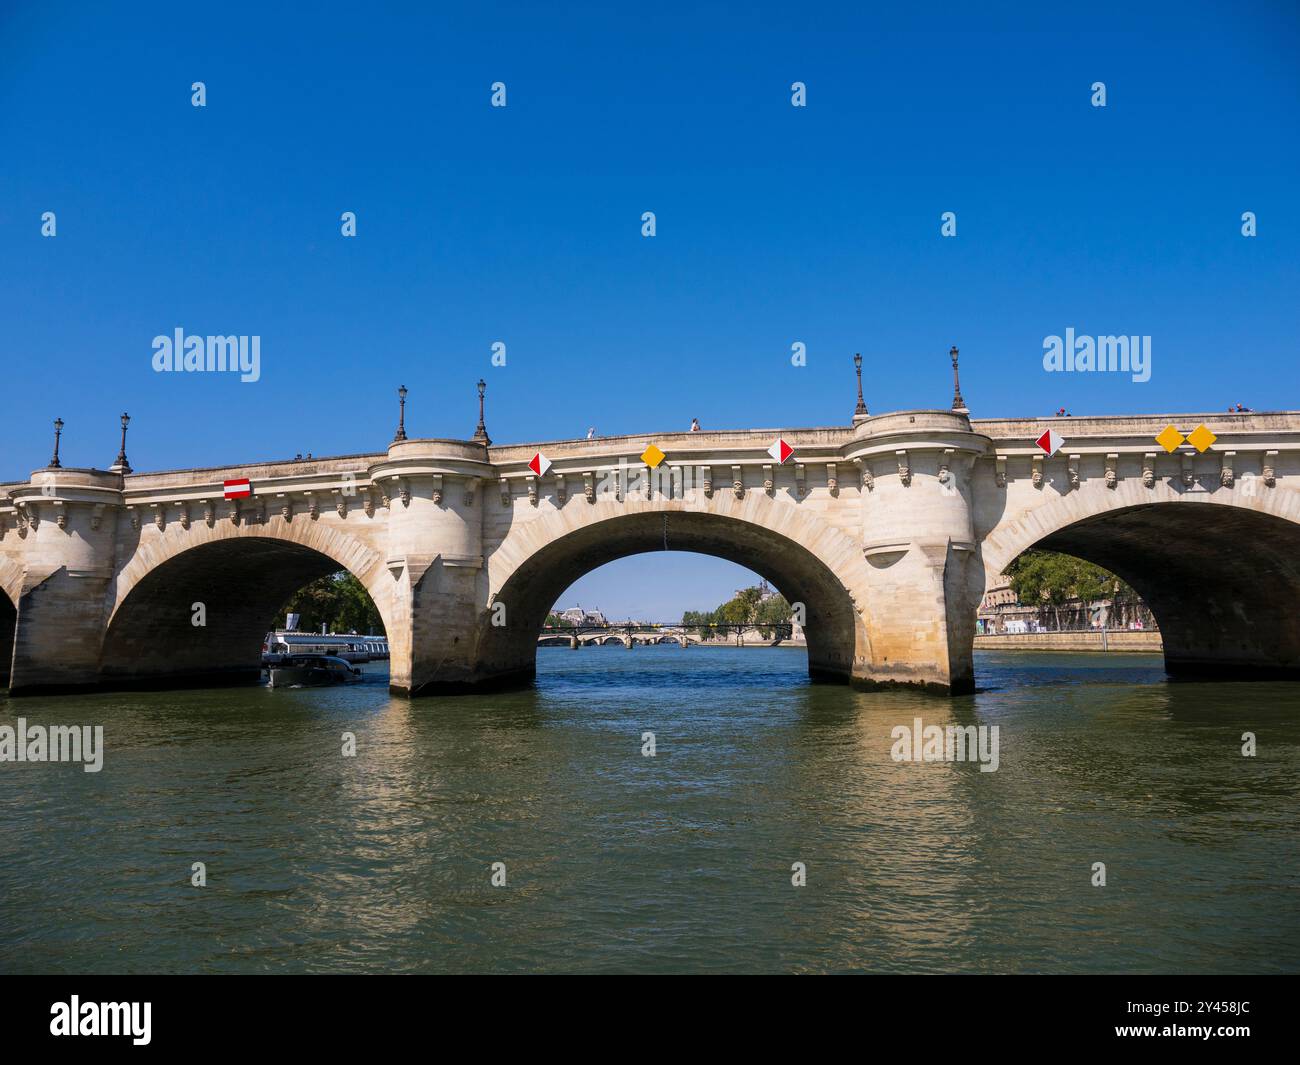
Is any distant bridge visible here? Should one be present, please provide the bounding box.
[536,622,804,648]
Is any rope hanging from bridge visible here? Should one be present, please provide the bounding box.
[663,512,669,552]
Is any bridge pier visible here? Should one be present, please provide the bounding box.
[10,571,115,694]
[849,412,986,695]
[398,561,496,695]
[376,440,497,696]
[6,470,122,695]
[850,540,982,694]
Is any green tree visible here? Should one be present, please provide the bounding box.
[755,594,792,639]
[279,571,385,635]
[1005,550,1127,630]
[681,608,719,638]
[719,596,751,625]
[682,586,792,639]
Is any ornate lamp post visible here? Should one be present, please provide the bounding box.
[852,352,869,422]
[950,345,968,413]
[473,378,491,445]
[110,412,132,474]
[49,418,64,469]
[393,385,408,442]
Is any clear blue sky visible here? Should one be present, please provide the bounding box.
[2,1,1297,617]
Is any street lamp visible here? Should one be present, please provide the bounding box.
[950,346,968,413]
[852,352,869,421]
[393,385,408,442]
[473,378,492,445]
[49,418,64,469]
[111,412,132,474]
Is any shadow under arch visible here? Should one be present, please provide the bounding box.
[0,587,15,688]
[1002,501,1300,679]
[471,510,867,690]
[100,536,390,690]
[0,552,23,688]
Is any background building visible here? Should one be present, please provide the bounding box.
[977,581,1156,635]
[556,606,608,627]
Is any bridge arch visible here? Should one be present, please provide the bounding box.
[473,500,873,689]
[982,486,1300,678]
[100,521,393,689]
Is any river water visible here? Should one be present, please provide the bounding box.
[1,647,1297,974]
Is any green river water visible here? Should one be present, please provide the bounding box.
[1,647,1296,974]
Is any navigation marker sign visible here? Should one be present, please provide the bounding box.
[1155,425,1186,453]
[528,452,552,477]
[1035,429,1064,457]
[767,437,794,464]
[223,478,252,499]
[1186,424,1217,453]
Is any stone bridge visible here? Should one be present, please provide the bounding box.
[537,628,699,648]
[536,624,796,648]
[3,398,1298,696]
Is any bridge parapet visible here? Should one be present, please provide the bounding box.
[974,410,1300,442]
[488,425,853,465]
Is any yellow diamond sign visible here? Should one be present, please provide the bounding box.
[1155,425,1186,453]
[641,444,666,468]
[1187,424,1217,453]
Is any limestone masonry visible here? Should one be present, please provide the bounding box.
[2,408,1298,696]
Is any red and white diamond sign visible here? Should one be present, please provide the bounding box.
[528,451,551,477]
[1035,429,1064,457]
[223,478,252,499]
[767,438,794,464]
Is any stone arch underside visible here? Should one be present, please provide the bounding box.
[467,510,867,691]
[100,537,385,689]
[1010,502,1300,678]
